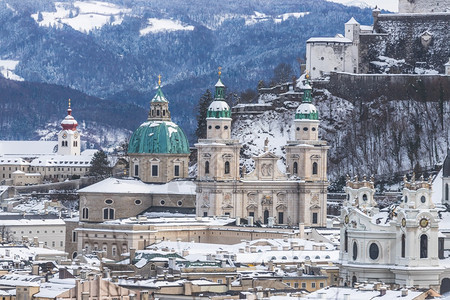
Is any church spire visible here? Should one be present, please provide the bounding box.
[214,66,225,100]
[148,75,171,121]
[61,99,78,131]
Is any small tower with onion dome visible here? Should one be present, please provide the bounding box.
[58,99,80,156]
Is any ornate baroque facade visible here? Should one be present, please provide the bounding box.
[195,75,329,227]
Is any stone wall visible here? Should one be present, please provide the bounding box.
[361,13,450,74]
[320,72,450,102]
[399,0,450,13]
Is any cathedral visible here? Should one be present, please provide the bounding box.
[195,73,329,227]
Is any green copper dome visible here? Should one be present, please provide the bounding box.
[128,121,190,154]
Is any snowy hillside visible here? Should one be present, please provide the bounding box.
[232,86,450,181]
[326,0,398,11]
[31,1,131,33]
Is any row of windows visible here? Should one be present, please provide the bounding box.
[204,161,230,175]
[134,165,181,177]
[292,162,318,175]
[296,127,317,132]
[13,230,63,234]
[286,282,324,289]
[346,234,428,261]
[82,207,115,220]
[85,243,128,257]
[208,125,229,130]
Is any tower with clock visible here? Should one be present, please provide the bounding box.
[339,174,443,290]
[58,99,80,156]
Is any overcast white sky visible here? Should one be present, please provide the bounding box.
[327,0,399,12]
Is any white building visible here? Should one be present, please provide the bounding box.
[306,18,373,79]
[0,218,66,251]
[0,102,95,185]
[339,174,450,291]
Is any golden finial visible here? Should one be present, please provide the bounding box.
[218,66,222,77]
[158,74,162,86]
[305,71,310,79]
[68,98,71,108]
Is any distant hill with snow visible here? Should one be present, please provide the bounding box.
[0,76,145,150]
[0,0,374,142]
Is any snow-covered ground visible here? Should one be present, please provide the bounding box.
[0,60,24,81]
[326,0,398,11]
[245,11,309,26]
[31,1,131,33]
[140,18,195,35]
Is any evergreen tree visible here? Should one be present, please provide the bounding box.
[195,89,213,140]
[89,150,112,177]
[272,62,295,85]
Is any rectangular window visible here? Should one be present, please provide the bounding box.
[152,165,158,177]
[72,231,77,242]
[320,282,324,288]
[312,212,318,224]
[249,212,255,217]
[134,165,139,176]
[203,212,208,217]
[278,212,284,224]
[311,282,316,288]
[301,283,306,288]
[294,283,299,288]
[286,283,291,287]
[174,165,180,177]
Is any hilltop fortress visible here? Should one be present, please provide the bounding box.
[306,0,450,78]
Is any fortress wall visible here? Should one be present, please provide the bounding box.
[398,0,450,13]
[319,72,450,102]
[363,13,450,73]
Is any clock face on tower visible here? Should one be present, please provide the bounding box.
[74,132,79,139]
[420,218,429,228]
[62,132,67,139]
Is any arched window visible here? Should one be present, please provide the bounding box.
[293,162,298,175]
[103,208,115,220]
[224,161,230,174]
[312,162,318,175]
[344,230,348,252]
[352,241,358,261]
[362,194,368,201]
[61,141,65,147]
[446,184,449,201]
[420,234,428,258]
[205,161,210,174]
[82,207,89,220]
[401,234,406,258]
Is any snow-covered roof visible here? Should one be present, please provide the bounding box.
[215,78,225,88]
[345,17,359,25]
[0,157,30,165]
[33,279,76,298]
[296,103,318,115]
[0,218,66,227]
[0,141,57,156]
[360,25,373,31]
[305,287,423,299]
[30,155,92,167]
[306,37,352,44]
[208,100,230,112]
[78,178,196,195]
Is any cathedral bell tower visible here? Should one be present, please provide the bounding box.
[58,99,80,156]
[195,68,242,217]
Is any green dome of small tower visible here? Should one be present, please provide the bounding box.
[295,75,319,120]
[128,75,190,155]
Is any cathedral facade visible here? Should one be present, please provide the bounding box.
[195,75,329,227]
